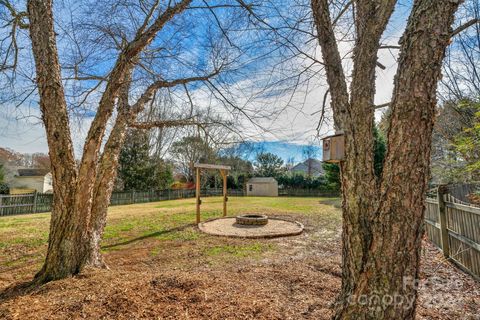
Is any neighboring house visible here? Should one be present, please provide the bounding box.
[246,177,278,197]
[290,158,325,178]
[10,169,53,194]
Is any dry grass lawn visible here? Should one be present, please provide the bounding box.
[0,196,478,319]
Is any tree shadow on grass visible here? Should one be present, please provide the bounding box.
[0,223,198,304]
[102,223,197,250]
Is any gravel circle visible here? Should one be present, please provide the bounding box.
[198,216,304,238]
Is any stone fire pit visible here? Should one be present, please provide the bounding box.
[236,214,269,226]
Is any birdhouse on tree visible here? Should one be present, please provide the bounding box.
[322,133,345,163]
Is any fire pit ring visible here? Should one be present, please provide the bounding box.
[236,214,268,226]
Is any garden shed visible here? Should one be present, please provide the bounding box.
[246,177,278,197]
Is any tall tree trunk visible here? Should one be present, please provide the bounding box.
[86,73,133,267]
[338,0,396,302]
[87,113,129,267]
[312,0,396,306]
[26,0,193,283]
[74,0,192,233]
[327,1,461,319]
[28,0,88,283]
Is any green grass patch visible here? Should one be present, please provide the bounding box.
[0,196,341,268]
[152,228,203,241]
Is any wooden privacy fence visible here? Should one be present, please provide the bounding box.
[0,188,340,217]
[0,189,207,216]
[0,193,53,216]
[278,189,339,197]
[108,189,196,206]
[424,186,480,279]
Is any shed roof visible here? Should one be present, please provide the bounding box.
[17,169,50,177]
[247,177,277,184]
[290,158,325,177]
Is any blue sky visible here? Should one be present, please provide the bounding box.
[0,0,434,162]
[247,141,322,164]
[2,0,475,164]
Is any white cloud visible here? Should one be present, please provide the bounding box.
[0,103,92,156]
[1,5,410,154]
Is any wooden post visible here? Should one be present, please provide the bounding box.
[221,170,227,217]
[33,191,38,213]
[196,167,201,224]
[437,185,450,258]
[193,163,231,222]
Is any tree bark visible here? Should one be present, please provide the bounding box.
[312,0,396,306]
[312,0,462,318]
[27,0,194,283]
[86,72,133,267]
[74,0,193,261]
[339,1,396,302]
[28,0,87,283]
[87,112,130,267]
[345,1,460,318]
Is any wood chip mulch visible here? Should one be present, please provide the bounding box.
[0,218,478,319]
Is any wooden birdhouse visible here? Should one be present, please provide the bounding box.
[322,133,345,163]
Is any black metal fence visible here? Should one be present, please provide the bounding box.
[0,188,339,217]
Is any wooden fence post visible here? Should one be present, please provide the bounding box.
[437,185,450,258]
[220,169,227,217]
[196,167,201,224]
[33,192,38,213]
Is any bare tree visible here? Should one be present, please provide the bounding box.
[0,0,272,284]
[311,0,477,318]
[302,144,318,177]
[439,0,480,101]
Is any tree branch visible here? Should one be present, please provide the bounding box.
[374,102,390,109]
[332,0,353,26]
[315,89,330,133]
[376,61,386,70]
[0,0,29,72]
[130,70,221,114]
[379,45,401,50]
[451,18,479,38]
[311,0,350,130]
[129,118,205,130]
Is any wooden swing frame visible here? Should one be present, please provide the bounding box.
[194,163,231,224]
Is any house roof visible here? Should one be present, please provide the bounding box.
[247,177,277,184]
[290,158,325,177]
[17,169,50,177]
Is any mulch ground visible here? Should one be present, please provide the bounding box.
[0,213,478,319]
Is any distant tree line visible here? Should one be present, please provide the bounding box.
[116,130,173,191]
[429,98,480,183]
[115,130,345,192]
